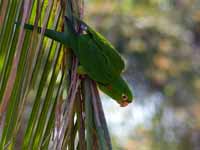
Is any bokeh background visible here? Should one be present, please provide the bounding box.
[85,0,200,149]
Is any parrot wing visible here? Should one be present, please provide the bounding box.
[73,35,120,84]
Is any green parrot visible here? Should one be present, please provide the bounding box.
[15,17,133,106]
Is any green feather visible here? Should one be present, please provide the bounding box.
[75,17,125,75]
[15,23,68,45]
[15,19,133,105]
[64,17,124,84]
[98,76,133,106]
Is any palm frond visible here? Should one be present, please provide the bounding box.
[0,0,112,149]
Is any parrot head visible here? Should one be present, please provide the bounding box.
[98,76,133,107]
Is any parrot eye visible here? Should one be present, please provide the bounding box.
[122,94,128,101]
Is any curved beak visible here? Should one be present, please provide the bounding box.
[119,101,130,107]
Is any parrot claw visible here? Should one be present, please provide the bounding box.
[80,24,87,31]
[79,75,86,80]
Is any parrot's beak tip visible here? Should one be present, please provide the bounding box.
[120,101,130,107]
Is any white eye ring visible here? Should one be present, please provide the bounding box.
[122,94,128,101]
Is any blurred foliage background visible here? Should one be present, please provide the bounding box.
[0,0,199,149]
[85,0,200,149]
